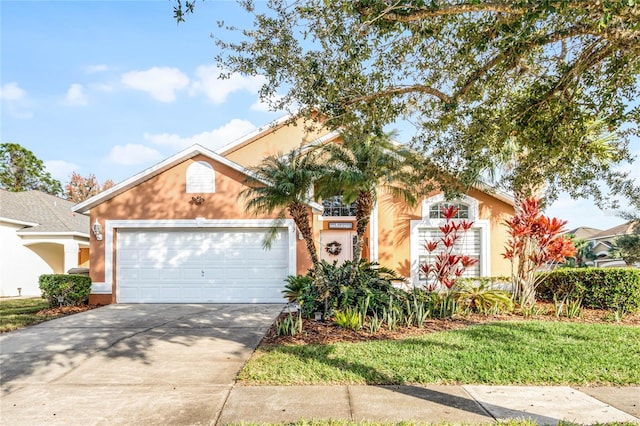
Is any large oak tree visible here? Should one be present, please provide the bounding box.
[175,0,640,209]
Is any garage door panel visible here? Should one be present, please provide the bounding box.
[117,228,290,303]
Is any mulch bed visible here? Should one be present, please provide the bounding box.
[37,304,100,316]
[261,302,640,347]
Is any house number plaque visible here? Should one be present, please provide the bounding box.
[328,222,353,229]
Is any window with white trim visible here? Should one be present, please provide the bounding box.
[186,161,215,193]
[417,227,482,286]
[410,194,489,288]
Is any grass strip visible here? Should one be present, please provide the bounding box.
[239,321,640,386]
[0,298,56,332]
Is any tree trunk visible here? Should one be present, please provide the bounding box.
[288,201,319,267]
[353,191,374,263]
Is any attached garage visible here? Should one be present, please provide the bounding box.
[109,221,296,304]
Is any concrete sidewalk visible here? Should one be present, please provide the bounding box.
[217,384,640,425]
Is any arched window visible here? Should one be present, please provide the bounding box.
[428,202,470,219]
[186,161,215,193]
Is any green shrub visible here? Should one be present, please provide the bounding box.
[334,307,362,331]
[538,268,640,313]
[299,259,408,318]
[274,313,303,336]
[39,274,91,307]
[282,274,313,303]
[453,280,513,314]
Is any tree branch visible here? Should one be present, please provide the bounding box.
[381,2,525,22]
[344,84,453,106]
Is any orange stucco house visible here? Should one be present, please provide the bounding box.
[73,115,514,304]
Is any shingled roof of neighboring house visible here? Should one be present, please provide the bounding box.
[0,189,89,235]
[591,221,638,240]
[567,226,603,240]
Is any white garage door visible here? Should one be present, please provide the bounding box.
[116,228,290,303]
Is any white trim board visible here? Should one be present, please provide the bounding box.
[102,219,297,301]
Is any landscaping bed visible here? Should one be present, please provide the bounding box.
[260,302,640,346]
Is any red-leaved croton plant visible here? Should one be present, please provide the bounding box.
[419,205,479,292]
[503,197,576,307]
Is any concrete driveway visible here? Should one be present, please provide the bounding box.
[0,304,283,425]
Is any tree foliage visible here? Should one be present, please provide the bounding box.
[175,0,640,209]
[315,130,416,262]
[0,143,62,196]
[610,222,640,266]
[64,172,114,203]
[239,149,326,267]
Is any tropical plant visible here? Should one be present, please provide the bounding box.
[274,313,303,336]
[240,149,325,267]
[315,129,417,263]
[298,259,407,318]
[453,281,513,314]
[334,307,362,331]
[0,143,62,196]
[419,205,479,292]
[568,237,597,268]
[503,197,576,307]
[282,274,313,303]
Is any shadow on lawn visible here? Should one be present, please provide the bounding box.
[273,343,560,423]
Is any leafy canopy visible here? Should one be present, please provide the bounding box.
[175,0,640,209]
[64,172,114,203]
[0,143,62,196]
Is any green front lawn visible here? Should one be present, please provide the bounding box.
[240,321,640,386]
[0,298,58,332]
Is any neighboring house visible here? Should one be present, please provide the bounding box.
[575,222,639,268]
[72,115,515,305]
[0,190,90,297]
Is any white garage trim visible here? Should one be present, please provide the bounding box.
[103,219,297,299]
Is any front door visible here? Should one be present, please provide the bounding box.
[320,230,354,265]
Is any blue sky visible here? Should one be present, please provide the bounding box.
[1,0,638,231]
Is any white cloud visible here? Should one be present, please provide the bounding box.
[190,65,265,104]
[86,64,109,74]
[121,67,190,102]
[0,82,32,118]
[44,160,80,183]
[144,119,257,151]
[108,144,163,166]
[0,82,26,101]
[65,83,88,106]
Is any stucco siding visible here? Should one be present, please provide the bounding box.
[223,118,333,168]
[375,189,513,284]
[89,155,313,287]
[0,222,51,297]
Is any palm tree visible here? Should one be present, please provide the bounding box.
[315,130,417,263]
[240,149,325,268]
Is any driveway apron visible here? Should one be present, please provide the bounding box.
[0,304,283,425]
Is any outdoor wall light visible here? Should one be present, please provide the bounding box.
[92,219,103,241]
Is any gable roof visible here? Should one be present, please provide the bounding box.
[72,143,324,214]
[591,221,638,240]
[567,226,603,240]
[0,189,89,235]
